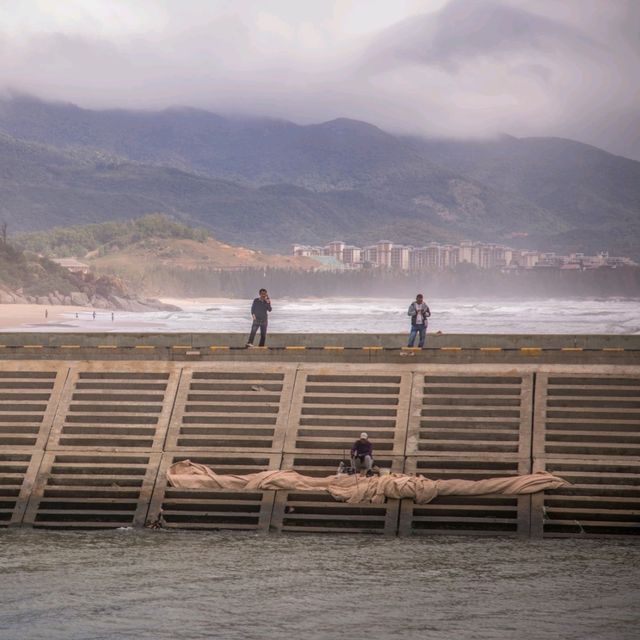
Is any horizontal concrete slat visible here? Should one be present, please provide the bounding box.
[534,373,640,459]
[531,458,640,538]
[399,456,531,537]
[284,368,410,456]
[270,453,402,535]
[164,364,297,452]
[23,451,160,528]
[147,451,281,531]
[46,363,179,452]
[0,449,44,526]
[407,370,533,458]
[0,361,68,451]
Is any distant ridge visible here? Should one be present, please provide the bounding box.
[0,95,639,257]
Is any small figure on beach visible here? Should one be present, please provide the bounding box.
[92,310,96,320]
[44,309,48,319]
[246,288,272,347]
[351,432,374,476]
[111,312,114,322]
[407,293,430,348]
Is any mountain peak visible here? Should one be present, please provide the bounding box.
[316,117,389,135]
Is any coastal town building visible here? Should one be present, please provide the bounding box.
[292,241,637,272]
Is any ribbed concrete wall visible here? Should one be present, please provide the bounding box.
[1,359,638,537]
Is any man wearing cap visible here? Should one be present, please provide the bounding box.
[350,432,374,476]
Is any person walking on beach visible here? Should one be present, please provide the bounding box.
[246,288,272,347]
[407,293,430,348]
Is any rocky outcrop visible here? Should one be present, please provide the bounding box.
[0,284,180,311]
[0,240,181,311]
[70,291,90,306]
[0,289,14,303]
[0,287,27,304]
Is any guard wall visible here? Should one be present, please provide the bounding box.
[1,344,638,537]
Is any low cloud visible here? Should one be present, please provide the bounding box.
[0,0,638,159]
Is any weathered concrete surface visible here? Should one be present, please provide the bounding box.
[1,346,638,537]
[0,333,638,364]
[1,332,640,348]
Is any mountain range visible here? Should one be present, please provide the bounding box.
[0,95,638,257]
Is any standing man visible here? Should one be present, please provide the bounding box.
[351,432,374,476]
[407,293,430,348]
[246,288,272,347]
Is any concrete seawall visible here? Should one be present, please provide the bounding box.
[1,333,638,537]
[1,332,639,365]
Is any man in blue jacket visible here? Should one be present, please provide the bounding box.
[407,293,431,348]
[351,432,374,476]
[246,288,272,347]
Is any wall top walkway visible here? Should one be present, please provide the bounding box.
[1,332,639,349]
[0,333,638,365]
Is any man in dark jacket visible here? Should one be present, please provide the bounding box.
[246,288,272,347]
[407,293,431,348]
[351,432,374,476]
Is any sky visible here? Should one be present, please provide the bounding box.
[0,0,639,159]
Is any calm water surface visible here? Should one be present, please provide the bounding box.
[1,529,638,640]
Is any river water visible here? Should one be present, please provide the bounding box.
[13,296,640,334]
[1,529,638,640]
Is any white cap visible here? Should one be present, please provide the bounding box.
[360,432,368,439]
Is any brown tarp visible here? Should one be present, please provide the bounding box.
[167,460,569,504]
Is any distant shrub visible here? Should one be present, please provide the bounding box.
[13,213,211,258]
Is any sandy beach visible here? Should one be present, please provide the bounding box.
[0,304,95,330]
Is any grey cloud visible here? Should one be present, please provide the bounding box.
[358,0,640,159]
[363,0,599,72]
[0,0,638,160]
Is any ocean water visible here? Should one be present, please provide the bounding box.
[13,296,640,333]
[1,529,638,640]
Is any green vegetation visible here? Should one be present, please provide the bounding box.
[13,214,210,258]
[0,240,81,296]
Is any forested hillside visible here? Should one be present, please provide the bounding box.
[1,95,639,257]
[13,214,210,257]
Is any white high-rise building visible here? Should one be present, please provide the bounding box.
[293,239,634,271]
[390,245,411,270]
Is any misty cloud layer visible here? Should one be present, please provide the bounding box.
[1,0,638,159]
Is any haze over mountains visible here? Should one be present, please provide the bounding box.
[1,95,639,257]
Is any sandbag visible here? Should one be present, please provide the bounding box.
[167,460,568,505]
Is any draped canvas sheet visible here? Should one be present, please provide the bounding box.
[167,461,569,505]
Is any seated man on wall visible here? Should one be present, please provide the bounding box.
[351,432,374,477]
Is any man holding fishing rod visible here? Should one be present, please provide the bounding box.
[350,432,374,477]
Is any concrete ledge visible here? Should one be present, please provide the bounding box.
[0,332,639,349]
[1,333,639,364]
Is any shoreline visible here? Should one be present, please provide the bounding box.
[2,298,639,334]
[0,304,100,330]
